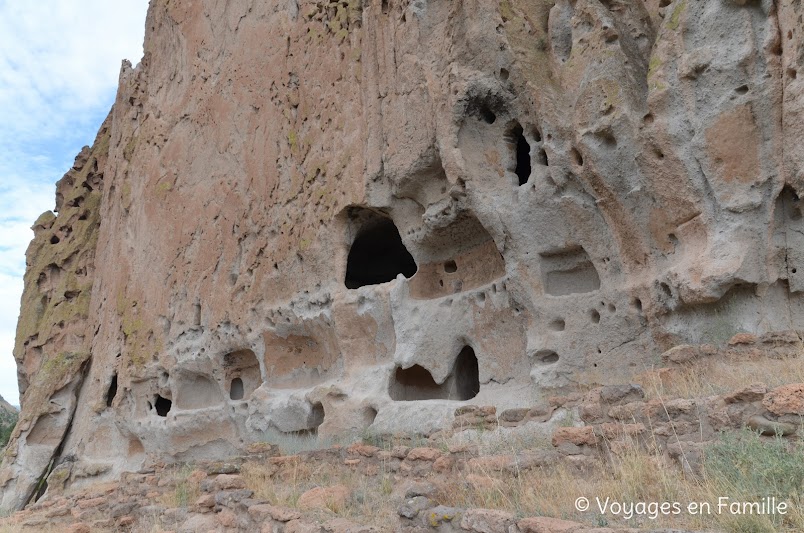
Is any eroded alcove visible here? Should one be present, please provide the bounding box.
[773,185,804,292]
[175,372,223,410]
[223,349,261,401]
[345,209,417,289]
[408,213,505,299]
[389,346,480,401]
[539,246,601,296]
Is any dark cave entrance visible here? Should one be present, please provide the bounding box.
[510,123,531,186]
[106,373,118,407]
[155,395,172,417]
[345,217,417,289]
[452,346,480,401]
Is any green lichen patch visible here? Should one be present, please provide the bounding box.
[9,113,112,457]
[668,0,686,31]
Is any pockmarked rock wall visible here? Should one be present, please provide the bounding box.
[3,0,804,510]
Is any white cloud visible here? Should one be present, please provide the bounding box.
[0,0,148,404]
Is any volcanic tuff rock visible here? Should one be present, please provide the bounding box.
[3,0,804,512]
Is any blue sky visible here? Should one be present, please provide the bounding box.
[0,1,148,405]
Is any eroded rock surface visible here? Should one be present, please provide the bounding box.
[4,0,804,512]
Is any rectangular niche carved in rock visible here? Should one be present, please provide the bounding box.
[539,246,601,296]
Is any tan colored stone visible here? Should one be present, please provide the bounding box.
[460,508,516,532]
[551,427,596,447]
[248,503,301,522]
[406,447,442,462]
[517,516,585,532]
[297,485,350,511]
[216,508,238,527]
[347,443,379,457]
[724,383,767,404]
[77,497,105,509]
[763,384,804,415]
[661,344,701,364]
[729,333,758,345]
[195,494,215,508]
[433,455,454,472]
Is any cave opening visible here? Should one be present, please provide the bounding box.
[389,365,443,401]
[452,346,480,401]
[230,377,244,400]
[224,349,261,400]
[389,345,480,401]
[155,395,172,417]
[345,217,417,289]
[511,123,532,186]
[106,373,118,407]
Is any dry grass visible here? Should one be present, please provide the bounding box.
[157,464,201,509]
[437,432,804,532]
[240,420,804,532]
[636,356,804,401]
[241,456,398,526]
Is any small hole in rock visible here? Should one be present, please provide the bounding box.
[106,374,118,407]
[548,318,565,331]
[632,298,643,312]
[381,0,389,14]
[788,69,798,80]
[660,282,673,298]
[509,122,531,185]
[792,268,798,274]
[50,235,60,245]
[482,109,497,124]
[444,260,458,273]
[499,68,509,81]
[571,148,584,167]
[659,0,671,6]
[536,148,548,166]
[735,85,749,95]
[535,350,559,364]
[590,309,601,323]
[155,395,172,417]
[607,303,616,313]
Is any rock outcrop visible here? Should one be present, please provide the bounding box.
[4,0,804,513]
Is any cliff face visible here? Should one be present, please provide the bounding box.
[3,0,804,511]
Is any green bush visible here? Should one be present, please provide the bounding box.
[705,429,804,532]
[0,412,17,448]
